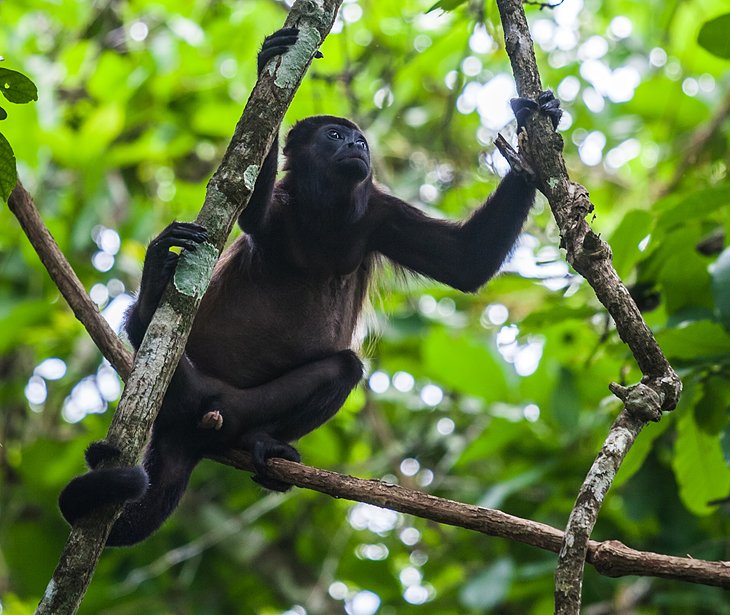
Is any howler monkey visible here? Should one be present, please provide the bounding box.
[59,28,562,546]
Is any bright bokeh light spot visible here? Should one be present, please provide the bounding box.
[699,74,715,92]
[469,25,495,54]
[393,371,415,392]
[169,16,205,46]
[419,295,437,315]
[35,357,66,380]
[92,251,114,273]
[418,469,434,487]
[25,375,47,405]
[400,528,421,546]
[400,566,422,586]
[579,131,606,166]
[90,282,109,305]
[578,35,608,60]
[437,417,455,435]
[419,183,439,203]
[62,377,106,423]
[345,590,380,615]
[403,585,430,605]
[486,303,509,326]
[348,503,398,534]
[369,371,390,394]
[524,403,541,422]
[462,56,482,77]
[103,293,135,333]
[219,58,237,78]
[400,458,420,476]
[97,365,122,401]
[99,228,120,255]
[374,87,394,109]
[610,16,633,39]
[606,138,641,169]
[557,75,580,101]
[357,543,389,561]
[582,87,605,113]
[514,341,543,376]
[129,21,149,42]
[420,384,443,407]
[414,34,432,52]
[342,2,363,23]
[329,581,349,600]
[682,78,699,97]
[649,47,667,67]
[554,0,583,28]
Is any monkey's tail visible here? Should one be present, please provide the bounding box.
[59,435,200,547]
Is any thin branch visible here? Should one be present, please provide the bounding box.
[34,1,344,613]
[209,451,730,589]
[8,181,132,380]
[494,1,682,613]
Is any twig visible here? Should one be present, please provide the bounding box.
[209,451,730,589]
[34,1,344,613]
[494,1,682,613]
[8,181,132,380]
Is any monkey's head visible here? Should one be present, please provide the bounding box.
[284,116,371,183]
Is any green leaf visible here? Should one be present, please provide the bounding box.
[427,0,467,13]
[710,247,730,329]
[614,416,671,488]
[695,376,730,435]
[673,384,730,515]
[422,327,509,403]
[698,13,730,59]
[0,67,38,104]
[656,320,730,361]
[460,558,514,611]
[550,367,581,431]
[609,209,652,278]
[0,131,17,202]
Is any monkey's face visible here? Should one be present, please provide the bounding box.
[315,123,371,182]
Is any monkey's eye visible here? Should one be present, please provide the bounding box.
[327,129,342,140]
[356,138,368,150]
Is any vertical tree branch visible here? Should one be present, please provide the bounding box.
[494,1,681,613]
[35,2,344,613]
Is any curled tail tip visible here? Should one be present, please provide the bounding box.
[59,466,149,526]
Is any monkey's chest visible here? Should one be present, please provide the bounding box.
[186,271,366,388]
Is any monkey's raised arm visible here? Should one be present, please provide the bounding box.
[368,172,535,293]
[238,28,300,233]
[368,91,561,293]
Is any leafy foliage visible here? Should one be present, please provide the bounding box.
[1,0,729,613]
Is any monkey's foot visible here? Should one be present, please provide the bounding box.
[198,410,224,431]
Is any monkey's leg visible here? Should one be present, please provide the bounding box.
[209,350,364,490]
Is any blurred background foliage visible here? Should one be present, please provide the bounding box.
[1,0,730,613]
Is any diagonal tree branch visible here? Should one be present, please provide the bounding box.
[494,1,682,614]
[31,2,344,613]
[8,182,132,380]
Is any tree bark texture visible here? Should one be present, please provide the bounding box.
[494,1,682,613]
